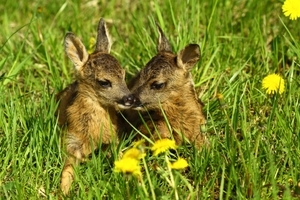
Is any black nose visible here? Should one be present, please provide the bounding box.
[122,94,135,106]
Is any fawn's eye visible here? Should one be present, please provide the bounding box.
[150,82,166,90]
[97,80,112,88]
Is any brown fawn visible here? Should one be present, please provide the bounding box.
[56,18,134,195]
[126,23,207,149]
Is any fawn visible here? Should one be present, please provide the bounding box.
[56,18,134,195]
[126,23,207,149]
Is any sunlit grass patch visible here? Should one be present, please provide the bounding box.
[0,0,300,199]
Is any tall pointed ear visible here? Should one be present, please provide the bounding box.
[156,22,172,53]
[64,33,89,71]
[95,18,111,53]
[177,44,201,71]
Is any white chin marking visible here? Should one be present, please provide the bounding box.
[133,107,143,111]
[124,102,132,106]
[117,104,131,109]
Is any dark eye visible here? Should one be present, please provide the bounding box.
[97,80,112,88]
[150,82,166,90]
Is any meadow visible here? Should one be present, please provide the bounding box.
[1,0,300,199]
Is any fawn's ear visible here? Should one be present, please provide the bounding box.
[177,44,200,71]
[95,18,111,53]
[64,33,89,71]
[156,22,172,53]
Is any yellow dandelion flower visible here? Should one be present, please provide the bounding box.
[88,37,96,54]
[282,0,300,20]
[169,158,189,170]
[114,157,141,176]
[151,139,177,156]
[262,74,285,95]
[216,93,224,100]
[132,139,145,148]
[123,147,146,160]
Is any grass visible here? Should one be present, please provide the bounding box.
[1,0,300,199]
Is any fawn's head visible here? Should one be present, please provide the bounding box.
[64,18,134,108]
[129,24,201,110]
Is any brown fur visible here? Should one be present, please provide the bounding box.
[56,18,133,195]
[126,24,208,149]
[55,81,78,127]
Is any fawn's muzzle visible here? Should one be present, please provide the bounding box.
[122,94,136,106]
[130,96,144,110]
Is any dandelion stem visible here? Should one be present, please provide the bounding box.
[165,155,179,200]
[142,157,156,200]
[126,177,130,199]
[266,94,279,133]
[139,174,149,198]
